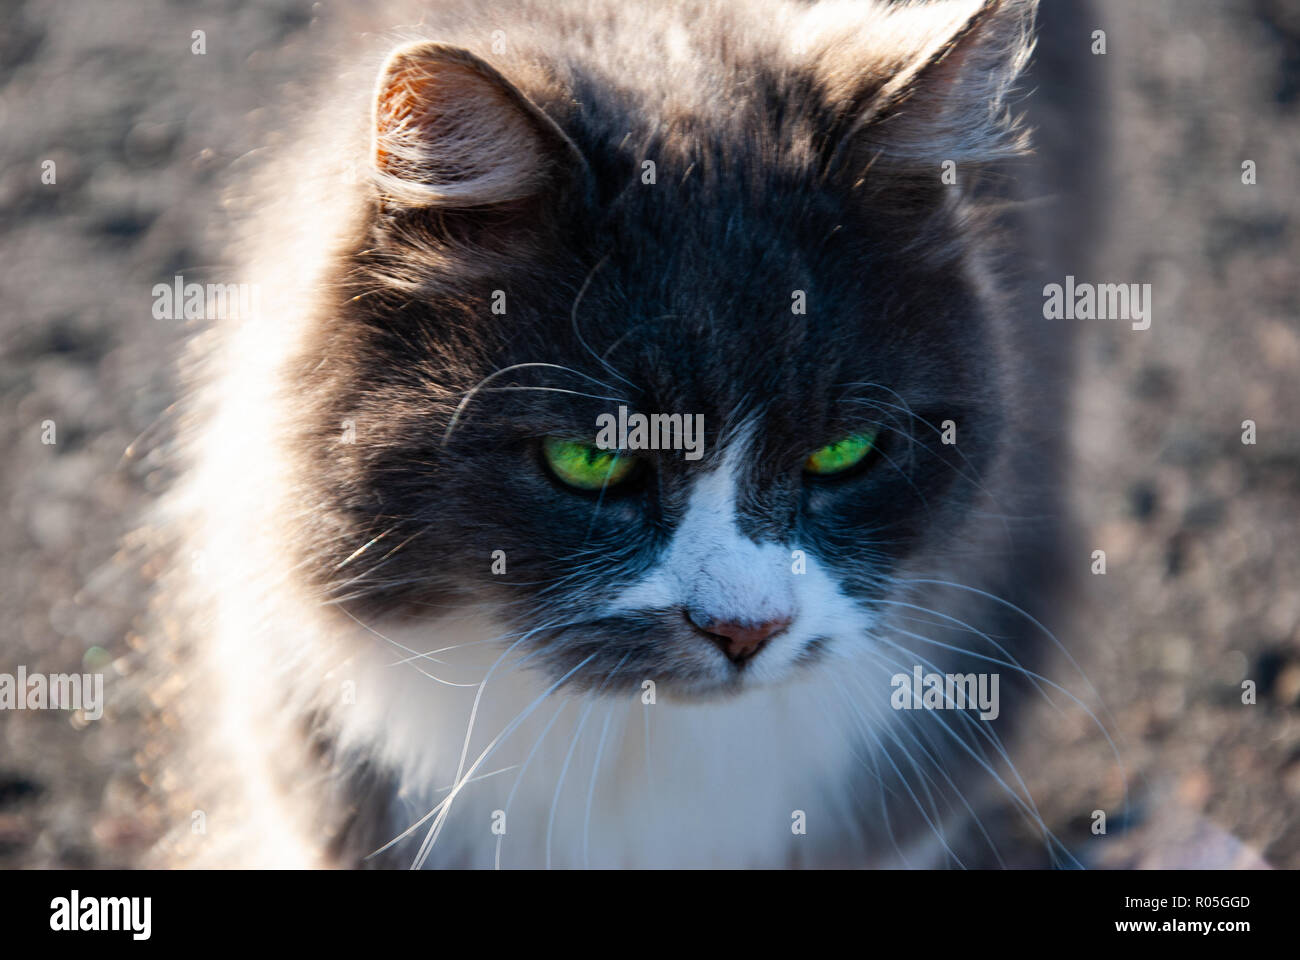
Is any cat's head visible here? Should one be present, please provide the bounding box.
[293,0,1038,698]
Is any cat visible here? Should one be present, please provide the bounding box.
[150,0,1103,868]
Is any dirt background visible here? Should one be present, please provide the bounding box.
[0,0,1297,868]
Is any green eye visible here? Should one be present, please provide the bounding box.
[804,431,877,476]
[542,437,637,491]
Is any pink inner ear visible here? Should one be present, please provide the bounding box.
[373,53,463,168]
[371,45,551,206]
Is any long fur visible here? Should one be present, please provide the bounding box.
[145,0,1095,869]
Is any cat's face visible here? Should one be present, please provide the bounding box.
[297,0,1031,699]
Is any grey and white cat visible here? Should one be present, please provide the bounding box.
[153,0,1102,868]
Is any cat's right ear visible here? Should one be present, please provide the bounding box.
[799,0,1037,178]
[371,42,589,212]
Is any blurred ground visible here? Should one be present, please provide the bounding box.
[1029,0,1300,867]
[0,0,1297,868]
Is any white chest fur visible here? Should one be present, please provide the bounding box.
[326,613,884,868]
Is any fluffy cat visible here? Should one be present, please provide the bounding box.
[151,0,1101,868]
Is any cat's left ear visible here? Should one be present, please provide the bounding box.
[370,41,590,211]
[807,0,1037,176]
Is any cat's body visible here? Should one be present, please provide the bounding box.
[151,0,1103,869]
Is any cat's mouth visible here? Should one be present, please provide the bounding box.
[504,606,840,701]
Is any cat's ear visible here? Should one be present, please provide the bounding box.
[806,0,1036,175]
[371,41,588,209]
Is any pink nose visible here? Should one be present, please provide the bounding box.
[693,616,792,663]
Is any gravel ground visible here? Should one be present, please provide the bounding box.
[0,0,1297,868]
